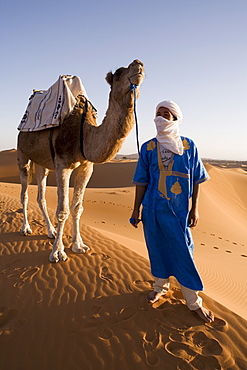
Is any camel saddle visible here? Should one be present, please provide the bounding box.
[18,75,88,132]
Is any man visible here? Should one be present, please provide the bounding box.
[130,100,214,323]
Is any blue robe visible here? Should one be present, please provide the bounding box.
[133,137,209,291]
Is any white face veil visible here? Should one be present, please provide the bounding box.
[154,100,184,155]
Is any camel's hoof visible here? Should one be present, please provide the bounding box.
[49,251,68,263]
[72,243,90,254]
[20,227,32,236]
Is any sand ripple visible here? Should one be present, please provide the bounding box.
[0,193,247,370]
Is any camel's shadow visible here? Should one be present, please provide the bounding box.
[0,200,246,369]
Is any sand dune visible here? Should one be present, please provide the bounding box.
[0,150,247,369]
[0,149,137,188]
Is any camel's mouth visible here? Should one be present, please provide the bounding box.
[131,72,144,78]
[129,72,145,86]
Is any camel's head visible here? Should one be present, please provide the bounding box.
[105,59,145,108]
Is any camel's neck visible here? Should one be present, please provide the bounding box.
[83,96,135,163]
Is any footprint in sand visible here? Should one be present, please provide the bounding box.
[190,331,222,356]
[165,341,221,370]
[0,307,26,342]
[143,341,159,366]
[144,321,160,348]
[91,252,111,260]
[143,323,161,366]
[133,279,153,290]
[79,305,136,340]
[7,267,25,279]
[101,254,111,260]
[169,332,186,343]
[165,341,196,362]
[99,266,114,282]
[7,266,39,287]
[205,317,228,332]
[98,328,113,340]
[190,354,221,370]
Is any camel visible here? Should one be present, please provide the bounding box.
[17,59,145,262]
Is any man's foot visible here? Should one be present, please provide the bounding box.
[193,306,214,323]
[146,291,166,304]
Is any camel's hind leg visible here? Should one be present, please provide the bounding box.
[17,153,33,235]
[35,165,57,238]
[70,162,93,254]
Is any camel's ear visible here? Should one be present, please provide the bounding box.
[105,71,113,85]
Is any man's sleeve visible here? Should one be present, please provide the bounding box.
[132,143,149,186]
[192,142,210,185]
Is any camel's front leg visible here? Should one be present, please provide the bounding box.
[49,167,72,263]
[70,163,93,254]
[35,165,56,238]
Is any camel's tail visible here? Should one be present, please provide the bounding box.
[28,161,34,184]
[18,160,34,185]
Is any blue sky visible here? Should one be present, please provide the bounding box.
[0,0,246,160]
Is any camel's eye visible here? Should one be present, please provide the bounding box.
[114,68,124,80]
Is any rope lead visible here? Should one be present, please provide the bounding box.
[130,83,140,156]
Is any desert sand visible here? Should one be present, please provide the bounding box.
[0,149,247,369]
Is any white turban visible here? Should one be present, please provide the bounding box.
[154,100,184,156]
[155,100,183,122]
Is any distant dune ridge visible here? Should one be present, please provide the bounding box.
[0,149,247,369]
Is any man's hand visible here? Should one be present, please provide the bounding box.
[130,210,141,228]
[188,208,199,228]
[189,183,200,228]
[130,185,146,228]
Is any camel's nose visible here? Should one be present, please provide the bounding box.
[132,59,144,67]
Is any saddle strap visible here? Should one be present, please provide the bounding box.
[49,128,55,164]
[80,99,89,160]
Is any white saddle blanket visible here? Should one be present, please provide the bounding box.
[18,75,88,131]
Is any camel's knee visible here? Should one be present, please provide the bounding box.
[70,203,84,218]
[56,209,69,222]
